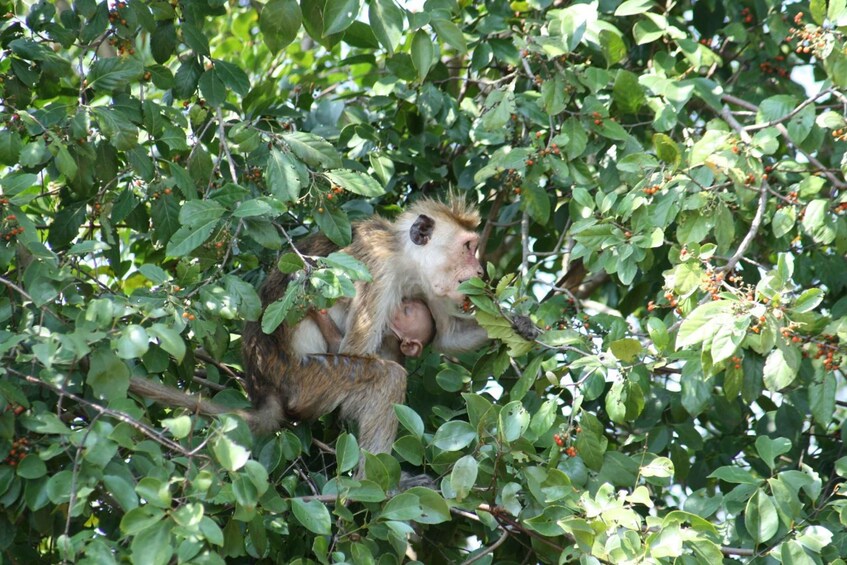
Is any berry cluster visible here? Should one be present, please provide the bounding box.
[149,187,173,200]
[832,128,847,142]
[181,311,197,321]
[1,214,23,241]
[740,7,755,25]
[3,436,29,467]
[494,168,523,195]
[325,184,343,201]
[781,326,802,344]
[811,335,842,372]
[750,314,767,334]
[589,111,615,127]
[642,184,662,196]
[702,267,725,301]
[787,12,832,58]
[245,166,263,183]
[553,428,579,458]
[758,60,789,79]
[729,356,742,370]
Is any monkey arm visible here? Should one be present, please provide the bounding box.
[308,309,343,354]
[428,300,490,354]
[338,277,397,356]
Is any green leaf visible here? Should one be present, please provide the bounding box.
[148,324,186,363]
[676,300,732,349]
[88,347,130,400]
[521,183,551,225]
[336,432,359,474]
[411,29,434,81]
[321,252,372,281]
[450,455,478,501]
[212,435,250,472]
[198,69,226,107]
[260,0,302,53]
[0,130,22,165]
[763,347,799,391]
[809,374,836,426]
[213,60,250,96]
[432,421,476,451]
[88,57,144,91]
[432,18,467,54]
[182,23,210,57]
[772,206,796,238]
[282,132,342,169]
[291,498,332,535]
[394,405,424,439]
[116,325,150,359]
[708,466,760,484]
[792,288,824,313]
[615,0,655,16]
[610,338,642,362]
[369,0,404,54]
[179,200,225,228]
[755,436,791,471]
[322,0,358,36]
[613,70,646,114]
[266,149,303,202]
[161,415,192,440]
[261,285,301,334]
[499,400,530,443]
[811,0,826,23]
[745,489,779,543]
[325,169,385,197]
[277,253,305,274]
[653,133,681,168]
[166,222,218,257]
[314,206,352,247]
[16,454,47,479]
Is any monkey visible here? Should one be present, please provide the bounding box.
[240,197,489,456]
[126,299,435,429]
[128,198,489,471]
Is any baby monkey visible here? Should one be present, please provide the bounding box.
[310,298,435,360]
[310,298,435,361]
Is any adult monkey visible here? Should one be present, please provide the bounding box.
[241,197,488,456]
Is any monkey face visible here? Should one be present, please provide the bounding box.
[413,220,482,302]
[401,200,484,304]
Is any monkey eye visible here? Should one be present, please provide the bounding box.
[464,240,472,250]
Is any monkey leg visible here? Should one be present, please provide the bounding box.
[282,355,407,456]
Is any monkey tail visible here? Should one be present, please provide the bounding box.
[128,376,255,425]
[128,376,287,434]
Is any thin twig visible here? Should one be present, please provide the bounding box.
[462,528,510,564]
[216,107,239,183]
[720,180,768,274]
[744,87,833,132]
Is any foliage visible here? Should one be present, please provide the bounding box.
[1,0,847,562]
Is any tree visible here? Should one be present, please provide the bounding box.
[1,0,846,562]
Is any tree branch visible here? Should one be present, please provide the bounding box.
[722,93,847,191]
[8,369,200,458]
[744,87,834,132]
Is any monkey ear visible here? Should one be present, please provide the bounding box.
[400,339,423,358]
[410,214,435,245]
